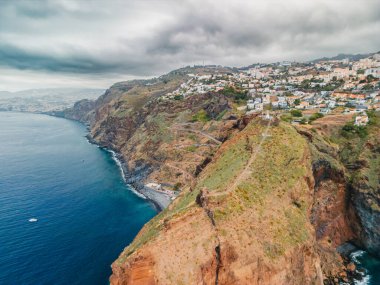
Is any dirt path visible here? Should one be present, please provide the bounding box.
[208,117,272,198]
[172,123,222,145]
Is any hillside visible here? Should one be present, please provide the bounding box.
[61,66,241,209]
[109,112,380,284]
[60,66,380,284]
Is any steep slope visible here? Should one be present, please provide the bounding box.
[306,111,380,257]
[110,111,380,284]
[331,112,380,256]
[57,68,379,284]
[61,67,244,209]
[110,117,330,285]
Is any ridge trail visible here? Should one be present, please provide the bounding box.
[207,117,272,198]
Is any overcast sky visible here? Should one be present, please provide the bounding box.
[0,0,379,91]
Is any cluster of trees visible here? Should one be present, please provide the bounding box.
[299,78,344,92]
[222,86,249,104]
[308,112,324,122]
[341,123,368,138]
[281,110,324,124]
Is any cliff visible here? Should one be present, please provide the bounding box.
[62,66,242,208]
[60,68,379,284]
[109,112,380,285]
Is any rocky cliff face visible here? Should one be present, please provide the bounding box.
[109,118,355,285]
[62,99,96,123]
[62,67,243,207]
[109,112,380,285]
[341,116,380,256]
[61,68,379,284]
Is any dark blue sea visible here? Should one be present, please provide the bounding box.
[0,112,157,285]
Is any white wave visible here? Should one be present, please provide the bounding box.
[106,149,147,199]
[354,275,371,285]
[85,136,148,200]
[350,250,365,264]
[349,250,372,285]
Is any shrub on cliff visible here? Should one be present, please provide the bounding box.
[341,123,368,138]
[309,112,324,123]
[191,110,210,122]
[291,109,303,117]
[222,85,248,104]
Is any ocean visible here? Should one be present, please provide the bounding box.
[349,250,380,285]
[0,112,157,285]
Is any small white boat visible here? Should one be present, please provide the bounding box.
[28,218,38,222]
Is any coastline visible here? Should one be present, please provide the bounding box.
[5,110,172,211]
[85,134,171,212]
[337,243,374,285]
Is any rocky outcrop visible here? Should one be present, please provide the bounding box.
[62,99,96,123]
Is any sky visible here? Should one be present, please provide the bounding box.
[0,0,379,91]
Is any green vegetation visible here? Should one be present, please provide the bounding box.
[300,78,344,92]
[357,69,365,74]
[290,109,302,117]
[191,110,210,122]
[149,114,174,143]
[280,113,293,122]
[308,112,324,123]
[216,109,228,121]
[185,145,197,152]
[119,119,316,264]
[341,122,368,138]
[222,85,249,104]
[173,95,183,100]
[281,110,305,122]
[328,111,380,191]
[367,110,379,125]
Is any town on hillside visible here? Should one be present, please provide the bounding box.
[161,52,380,126]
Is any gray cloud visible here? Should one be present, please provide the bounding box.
[0,0,379,91]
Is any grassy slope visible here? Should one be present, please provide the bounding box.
[116,118,314,267]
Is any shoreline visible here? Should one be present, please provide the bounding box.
[4,111,173,211]
[85,134,171,212]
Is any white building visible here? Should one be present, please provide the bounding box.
[354,113,369,126]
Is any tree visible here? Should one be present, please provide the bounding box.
[309,112,324,123]
[173,95,183,100]
[357,69,365,75]
[291,109,303,117]
[294,99,301,106]
[366,74,376,82]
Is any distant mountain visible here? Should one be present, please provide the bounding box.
[311,51,379,62]
[0,88,104,113]
[0,88,104,99]
[0,91,12,98]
